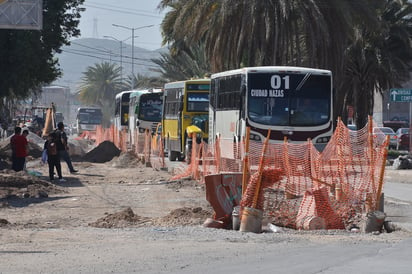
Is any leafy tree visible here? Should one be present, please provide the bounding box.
[0,0,84,99]
[151,43,210,81]
[339,0,412,127]
[124,74,165,90]
[77,62,124,126]
[127,74,166,90]
[158,0,377,75]
[159,0,412,126]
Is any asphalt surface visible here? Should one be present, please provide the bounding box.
[1,162,412,273]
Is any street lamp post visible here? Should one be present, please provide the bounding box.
[112,24,154,89]
[104,35,140,82]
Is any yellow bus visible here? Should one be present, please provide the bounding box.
[162,79,210,163]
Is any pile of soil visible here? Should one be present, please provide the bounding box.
[110,151,141,168]
[69,139,96,158]
[90,207,213,228]
[0,171,64,199]
[89,207,151,228]
[152,207,213,226]
[0,136,43,160]
[82,141,121,163]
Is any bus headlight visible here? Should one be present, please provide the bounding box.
[316,136,331,143]
[249,133,262,141]
[139,128,146,133]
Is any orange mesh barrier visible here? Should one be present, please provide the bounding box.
[76,130,97,141]
[149,131,166,170]
[172,116,389,230]
[93,125,128,152]
[132,130,146,156]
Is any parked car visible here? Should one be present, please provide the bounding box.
[373,127,397,149]
[395,127,410,150]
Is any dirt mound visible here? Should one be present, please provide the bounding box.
[0,171,64,199]
[89,207,151,228]
[82,141,121,163]
[28,142,43,158]
[90,206,213,228]
[69,139,93,157]
[153,207,213,226]
[110,151,141,168]
[0,138,43,159]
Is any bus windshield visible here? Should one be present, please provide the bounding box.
[78,109,102,124]
[138,95,162,122]
[79,113,102,124]
[247,73,331,126]
[187,93,209,112]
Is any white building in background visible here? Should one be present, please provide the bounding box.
[36,85,79,124]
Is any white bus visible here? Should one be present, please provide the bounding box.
[76,107,103,135]
[114,91,133,130]
[128,88,163,150]
[209,66,333,151]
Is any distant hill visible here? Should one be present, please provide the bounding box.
[52,38,166,92]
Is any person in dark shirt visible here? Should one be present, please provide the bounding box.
[44,132,65,182]
[55,122,78,174]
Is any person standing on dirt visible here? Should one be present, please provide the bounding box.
[10,126,28,172]
[55,122,78,174]
[44,132,65,182]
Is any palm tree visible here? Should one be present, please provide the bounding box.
[159,0,412,126]
[158,0,378,75]
[77,62,125,126]
[151,43,210,81]
[125,74,166,89]
[340,0,412,127]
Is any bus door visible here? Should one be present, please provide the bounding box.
[177,94,184,153]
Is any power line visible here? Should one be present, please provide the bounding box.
[86,1,163,16]
[61,49,160,69]
[70,41,157,63]
[83,3,163,19]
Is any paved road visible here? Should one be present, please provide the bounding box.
[2,161,412,273]
[384,181,412,203]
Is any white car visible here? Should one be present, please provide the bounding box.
[373,127,397,149]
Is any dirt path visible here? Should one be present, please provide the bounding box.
[1,155,212,230]
[1,141,412,273]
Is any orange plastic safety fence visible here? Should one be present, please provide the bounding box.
[132,131,146,156]
[93,125,127,152]
[149,133,166,170]
[172,117,389,230]
[93,125,167,170]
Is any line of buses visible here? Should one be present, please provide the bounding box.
[112,66,334,163]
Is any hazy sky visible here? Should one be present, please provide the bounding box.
[78,0,167,50]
